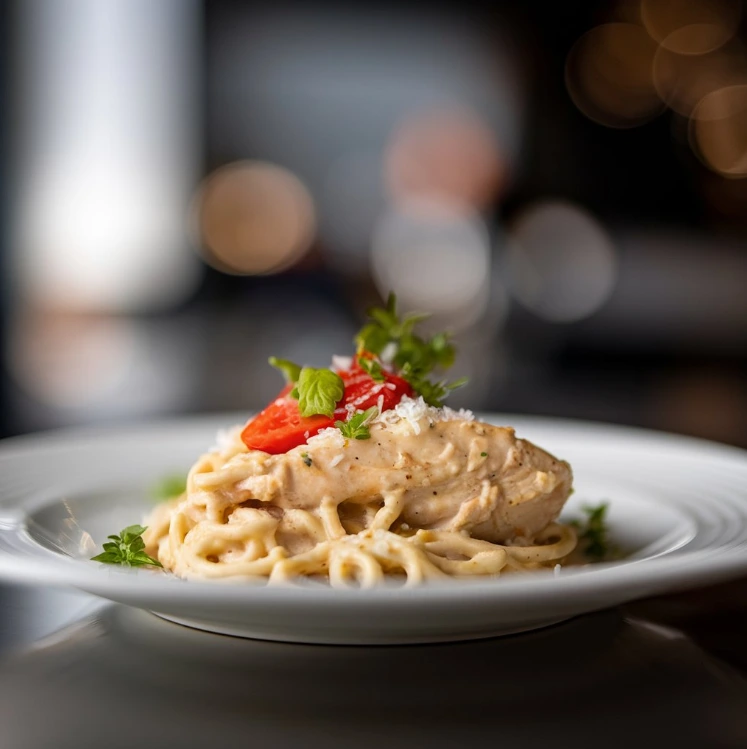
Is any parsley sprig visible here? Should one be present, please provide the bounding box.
[357,355,385,382]
[355,293,466,406]
[90,525,162,568]
[335,406,378,440]
[571,503,612,561]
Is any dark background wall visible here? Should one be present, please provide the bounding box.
[1,0,745,447]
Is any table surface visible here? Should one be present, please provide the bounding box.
[2,578,747,749]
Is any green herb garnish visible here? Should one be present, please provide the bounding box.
[301,452,313,467]
[480,452,488,457]
[571,503,611,561]
[336,406,378,440]
[269,356,302,384]
[290,367,345,418]
[357,355,385,382]
[151,474,187,502]
[355,293,466,406]
[90,525,162,568]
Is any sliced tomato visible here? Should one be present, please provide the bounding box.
[240,357,413,454]
[337,359,413,414]
[240,383,335,454]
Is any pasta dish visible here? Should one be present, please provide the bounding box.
[138,294,578,588]
[144,400,575,586]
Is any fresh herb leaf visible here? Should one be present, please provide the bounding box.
[357,355,385,382]
[571,503,611,561]
[335,406,378,440]
[151,474,187,502]
[480,452,488,457]
[293,367,344,418]
[405,374,468,407]
[269,356,302,384]
[90,525,162,568]
[355,322,391,358]
[301,452,313,467]
[355,293,466,406]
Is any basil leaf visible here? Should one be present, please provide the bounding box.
[295,367,344,418]
[269,356,302,384]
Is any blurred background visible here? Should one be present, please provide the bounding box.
[0,0,746,447]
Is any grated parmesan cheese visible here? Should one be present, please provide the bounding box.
[307,427,345,450]
[371,395,474,435]
[380,342,397,363]
[331,355,352,371]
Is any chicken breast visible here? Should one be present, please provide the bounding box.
[191,403,572,544]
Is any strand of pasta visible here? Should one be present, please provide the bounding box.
[147,445,577,588]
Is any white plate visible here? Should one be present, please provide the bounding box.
[1,414,746,644]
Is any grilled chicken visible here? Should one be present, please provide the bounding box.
[190,406,572,543]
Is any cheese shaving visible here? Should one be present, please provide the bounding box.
[306,427,346,450]
[373,395,474,435]
[331,355,352,371]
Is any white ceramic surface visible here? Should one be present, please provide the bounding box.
[1,414,746,644]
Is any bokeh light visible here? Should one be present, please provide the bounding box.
[13,0,201,313]
[10,314,136,410]
[690,85,747,177]
[565,22,664,128]
[195,161,316,275]
[370,200,491,331]
[641,0,742,55]
[384,107,505,212]
[8,312,195,417]
[652,38,747,116]
[506,201,617,323]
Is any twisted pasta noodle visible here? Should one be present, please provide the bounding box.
[143,423,578,587]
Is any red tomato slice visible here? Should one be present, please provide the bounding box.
[336,363,413,414]
[240,384,335,454]
[240,359,413,454]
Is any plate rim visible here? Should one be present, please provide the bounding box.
[0,412,746,606]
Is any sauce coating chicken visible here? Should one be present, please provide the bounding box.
[190,408,572,544]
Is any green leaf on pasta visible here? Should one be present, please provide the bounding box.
[293,367,345,418]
